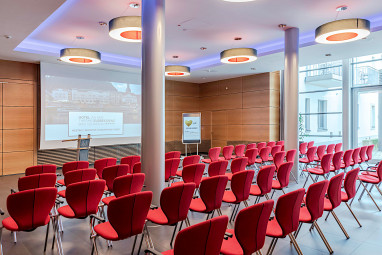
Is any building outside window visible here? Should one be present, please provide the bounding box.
[317,100,328,131]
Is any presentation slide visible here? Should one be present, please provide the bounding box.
[40,62,141,149]
[182,113,201,144]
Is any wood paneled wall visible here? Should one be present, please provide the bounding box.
[0,60,38,175]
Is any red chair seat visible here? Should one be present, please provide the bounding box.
[102,196,116,206]
[225,173,233,181]
[299,158,309,163]
[341,191,349,202]
[358,175,379,184]
[2,215,50,231]
[340,163,346,168]
[231,155,237,159]
[299,206,312,223]
[307,168,325,175]
[189,198,207,212]
[255,159,263,164]
[323,198,333,211]
[58,205,77,218]
[219,228,243,255]
[314,156,320,161]
[176,170,182,177]
[57,179,65,186]
[329,165,336,172]
[162,250,174,255]
[201,159,212,164]
[266,218,283,238]
[223,190,237,203]
[249,185,262,196]
[147,208,169,225]
[218,157,227,161]
[94,221,119,241]
[271,180,282,189]
[268,157,274,161]
[361,171,378,178]
[57,190,66,198]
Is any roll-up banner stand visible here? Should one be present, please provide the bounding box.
[182,113,201,156]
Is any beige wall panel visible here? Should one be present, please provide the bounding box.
[165,111,174,126]
[3,83,34,106]
[173,111,183,126]
[226,109,242,125]
[213,93,242,111]
[242,73,270,92]
[212,140,227,149]
[242,107,270,125]
[199,82,219,97]
[173,96,198,112]
[3,151,34,175]
[201,111,212,126]
[269,124,280,141]
[3,129,34,152]
[165,95,174,111]
[218,78,242,95]
[0,60,37,81]
[165,80,175,96]
[270,71,281,91]
[173,82,199,97]
[3,107,34,129]
[227,125,242,141]
[242,125,271,142]
[269,90,280,108]
[211,125,227,140]
[174,125,182,141]
[269,107,280,125]
[212,111,227,125]
[243,90,270,109]
[165,126,174,142]
[201,125,211,140]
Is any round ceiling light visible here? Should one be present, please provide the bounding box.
[315,18,370,44]
[165,65,191,77]
[220,48,257,64]
[109,16,142,42]
[60,48,101,64]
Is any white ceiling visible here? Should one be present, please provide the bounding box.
[1,0,382,83]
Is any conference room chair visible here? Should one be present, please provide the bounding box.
[204,160,228,178]
[271,162,293,198]
[202,147,221,164]
[146,183,195,248]
[299,146,317,175]
[25,164,57,176]
[314,145,327,162]
[222,170,255,222]
[324,172,350,239]
[94,158,117,179]
[176,155,201,177]
[120,155,141,174]
[303,153,333,188]
[220,200,274,255]
[133,162,142,173]
[255,147,271,168]
[101,173,145,206]
[341,168,362,227]
[57,169,96,198]
[173,163,205,190]
[326,144,335,154]
[276,140,284,147]
[267,141,276,147]
[102,165,129,192]
[246,143,257,151]
[165,158,181,186]
[257,142,267,151]
[57,161,90,186]
[1,187,60,255]
[365,144,375,166]
[335,143,343,152]
[16,173,57,192]
[266,188,305,255]
[329,151,343,176]
[245,148,258,169]
[359,146,368,169]
[294,180,332,254]
[219,145,234,161]
[189,175,228,220]
[225,157,248,181]
[145,215,228,255]
[307,141,315,149]
[272,151,285,171]
[299,142,308,157]
[250,165,276,203]
[350,147,361,169]
[341,149,353,173]
[165,151,181,160]
[269,145,282,161]
[232,144,246,159]
[286,149,297,163]
[90,191,152,255]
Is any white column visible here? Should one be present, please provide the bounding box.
[141,0,165,204]
[342,59,351,150]
[284,27,299,178]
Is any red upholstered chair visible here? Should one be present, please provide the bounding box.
[90,191,152,255]
[57,169,97,198]
[245,148,258,169]
[101,173,145,206]
[255,146,271,167]
[17,173,57,192]
[335,143,342,152]
[219,145,234,161]
[286,149,297,163]
[350,147,361,169]
[341,168,362,227]
[276,140,284,147]
[303,153,333,188]
[341,149,353,172]
[174,163,205,189]
[272,151,286,171]
[57,161,90,186]
[202,147,221,164]
[250,165,276,203]
[165,158,181,184]
[146,215,229,255]
[356,161,382,211]
[25,164,56,176]
[266,188,305,255]
[326,144,335,154]
[206,160,228,178]
[295,180,332,254]
[176,155,201,177]
[299,142,308,156]
[359,146,368,168]
[267,141,276,147]
[146,183,196,247]
[1,187,59,254]
[307,141,314,149]
[223,170,255,222]
[314,145,327,162]
[299,146,317,174]
[271,162,293,198]
[220,200,274,255]
[225,157,248,181]
[120,155,141,174]
[330,151,343,175]
[102,165,129,192]
[133,162,141,173]
[269,145,282,161]
[365,144,374,165]
[246,143,257,151]
[257,142,267,151]
[189,176,228,219]
[94,158,117,179]
[232,144,246,159]
[165,151,181,160]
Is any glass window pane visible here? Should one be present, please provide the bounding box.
[352,53,382,87]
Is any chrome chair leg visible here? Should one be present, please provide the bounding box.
[289,234,303,255]
[313,221,333,254]
[331,211,349,239]
[345,202,362,227]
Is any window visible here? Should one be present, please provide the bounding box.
[305,98,310,131]
[371,104,376,129]
[318,100,327,131]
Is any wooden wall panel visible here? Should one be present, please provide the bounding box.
[3,151,34,175]
[3,82,34,107]
[0,60,38,81]
[3,129,34,152]
[3,107,34,129]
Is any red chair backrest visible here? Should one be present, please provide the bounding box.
[332,151,343,171]
[246,143,257,151]
[277,162,293,188]
[173,215,228,255]
[273,151,286,170]
[306,146,317,163]
[316,145,326,161]
[376,162,382,182]
[286,149,297,163]
[276,141,284,146]
[94,158,117,178]
[120,156,141,174]
[165,151,181,160]
[271,145,282,157]
[18,173,57,192]
[222,145,234,160]
[102,165,129,192]
[133,162,141,173]
[199,176,229,212]
[305,180,329,222]
[208,147,221,162]
[257,142,266,151]
[256,166,276,195]
[343,168,360,200]
[165,158,181,181]
[335,143,342,152]
[326,144,335,154]
[6,187,57,231]
[267,141,276,147]
[62,161,89,176]
[113,173,145,198]
[25,164,56,176]
[234,144,246,158]
[275,188,305,237]
[63,168,97,187]
[234,200,274,254]
[160,183,196,225]
[259,147,271,162]
[342,149,353,168]
[231,157,248,174]
[352,147,361,164]
[307,141,314,148]
[231,170,255,202]
[299,142,308,155]
[182,163,205,188]
[65,180,106,218]
[183,155,201,167]
[366,145,374,161]
[359,146,368,163]
[320,154,333,174]
[208,160,228,177]
[245,148,258,165]
[108,191,152,240]
[327,173,344,210]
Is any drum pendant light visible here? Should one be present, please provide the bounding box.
[220,48,257,64]
[109,16,142,42]
[165,65,191,76]
[60,48,101,64]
